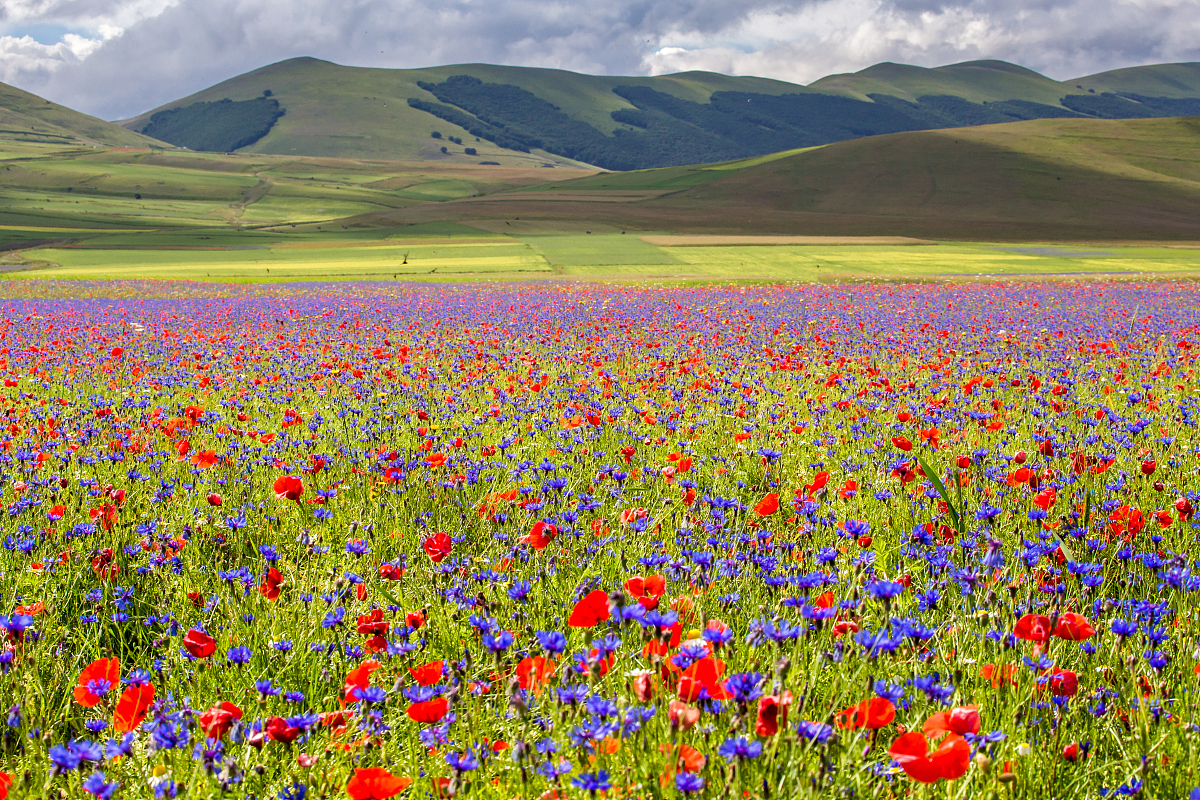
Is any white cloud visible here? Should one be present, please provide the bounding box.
[0,0,178,86]
[643,0,1200,84]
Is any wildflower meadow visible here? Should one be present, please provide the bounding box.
[2,280,1200,800]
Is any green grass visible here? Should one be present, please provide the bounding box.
[7,239,552,281]
[9,236,1200,283]
[385,116,1200,242]
[6,117,1200,281]
[808,59,1072,104]
[119,58,806,166]
[115,57,1200,168]
[525,234,681,268]
[0,142,595,243]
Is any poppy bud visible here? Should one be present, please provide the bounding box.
[1154,480,1164,492]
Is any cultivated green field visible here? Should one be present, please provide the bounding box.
[8,234,1200,282]
[4,123,1200,283]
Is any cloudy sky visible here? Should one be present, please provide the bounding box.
[3,0,1199,121]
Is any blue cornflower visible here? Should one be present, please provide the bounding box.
[536,630,567,655]
[82,771,120,800]
[446,750,481,772]
[724,672,764,703]
[227,646,252,665]
[796,721,834,743]
[718,736,763,761]
[866,580,905,601]
[571,771,612,794]
[483,630,514,652]
[49,743,83,773]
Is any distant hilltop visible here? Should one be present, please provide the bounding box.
[112,57,1200,169]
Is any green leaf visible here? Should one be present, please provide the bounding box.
[916,452,962,533]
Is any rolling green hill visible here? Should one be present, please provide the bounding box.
[119,57,1200,170]
[808,59,1068,103]
[0,81,166,148]
[342,116,1200,241]
[1073,62,1200,97]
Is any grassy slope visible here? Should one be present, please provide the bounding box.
[343,117,1200,240]
[807,60,1072,104]
[0,81,165,148]
[1072,62,1200,97]
[0,140,594,237]
[119,59,805,165]
[126,58,1200,165]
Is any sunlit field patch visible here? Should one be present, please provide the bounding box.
[1,281,1199,799]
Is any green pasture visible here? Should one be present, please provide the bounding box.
[7,239,552,281]
[8,233,1200,282]
[0,142,591,238]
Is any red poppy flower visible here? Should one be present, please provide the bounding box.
[74,658,119,707]
[754,493,779,516]
[523,521,557,550]
[379,562,404,581]
[625,574,667,610]
[755,690,793,736]
[0,770,10,800]
[981,663,1018,688]
[356,609,389,637]
[406,698,449,724]
[835,697,895,730]
[516,656,556,693]
[422,532,452,563]
[1049,669,1079,697]
[802,471,829,499]
[198,701,243,739]
[668,700,701,730]
[183,628,216,659]
[892,436,914,452]
[888,732,971,783]
[347,767,412,800]
[568,590,611,628]
[113,683,155,732]
[1052,612,1096,641]
[659,742,707,774]
[679,656,732,702]
[191,450,217,469]
[344,660,383,704]
[923,706,980,738]
[409,661,444,686]
[1013,613,1051,644]
[266,716,302,743]
[259,567,284,601]
[273,475,304,501]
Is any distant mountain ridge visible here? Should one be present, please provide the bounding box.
[117,57,1200,169]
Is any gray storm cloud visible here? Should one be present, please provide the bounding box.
[2,0,1199,120]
